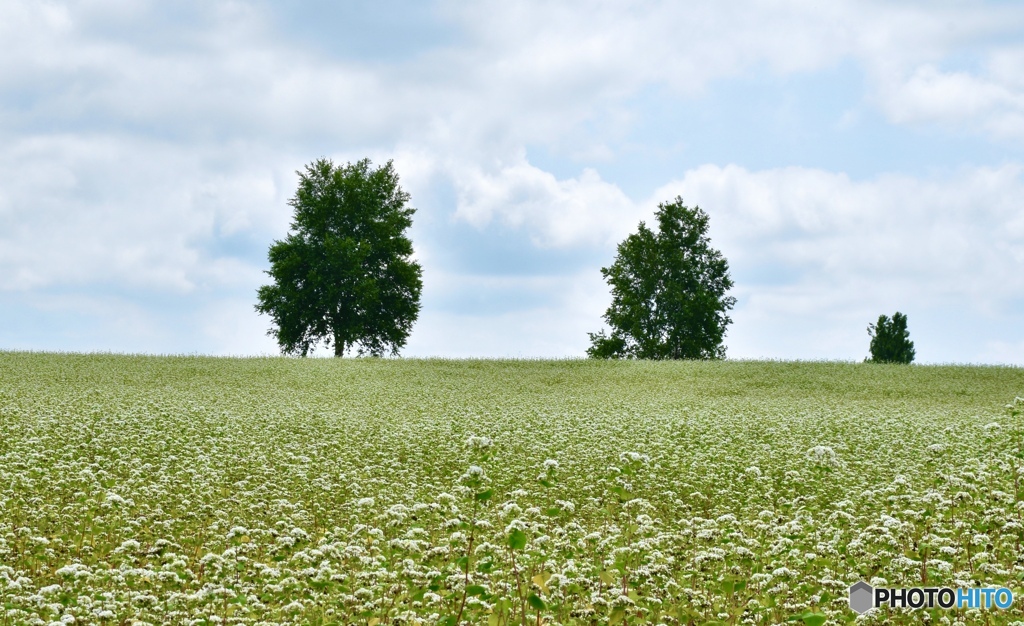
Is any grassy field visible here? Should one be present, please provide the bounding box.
[1,352,1023,625]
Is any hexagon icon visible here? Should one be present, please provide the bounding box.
[849,581,874,615]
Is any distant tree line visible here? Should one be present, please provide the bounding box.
[256,157,915,363]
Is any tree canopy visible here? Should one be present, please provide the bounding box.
[588,197,736,359]
[255,158,423,357]
[867,311,915,364]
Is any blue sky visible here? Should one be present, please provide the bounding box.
[2,0,1024,362]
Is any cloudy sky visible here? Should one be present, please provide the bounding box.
[2,1,1024,362]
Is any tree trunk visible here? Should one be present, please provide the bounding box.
[334,338,345,357]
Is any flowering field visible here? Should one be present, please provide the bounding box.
[1,353,1024,626]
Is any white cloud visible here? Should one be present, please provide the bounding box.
[662,163,1024,294]
[0,134,289,292]
[874,64,1024,138]
[450,155,637,247]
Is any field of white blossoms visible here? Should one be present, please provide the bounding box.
[1,353,1024,626]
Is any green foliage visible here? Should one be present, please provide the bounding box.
[867,311,916,364]
[255,158,423,357]
[588,196,736,359]
[2,352,1024,624]
[507,528,527,551]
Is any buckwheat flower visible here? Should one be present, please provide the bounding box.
[543,459,559,470]
[356,497,375,508]
[467,436,493,450]
[39,584,62,596]
[505,519,527,533]
[225,526,248,539]
[806,446,841,468]
[354,588,373,600]
[984,422,1001,431]
[499,502,522,518]
[283,600,305,614]
[620,451,649,464]
[114,539,141,554]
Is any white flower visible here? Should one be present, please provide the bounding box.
[283,600,305,613]
[467,435,493,449]
[806,446,841,468]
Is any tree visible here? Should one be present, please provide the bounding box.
[587,197,736,359]
[866,311,915,364]
[255,158,423,357]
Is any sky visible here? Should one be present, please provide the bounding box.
[2,0,1024,362]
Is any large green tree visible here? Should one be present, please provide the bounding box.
[866,311,915,364]
[588,197,736,359]
[255,158,423,357]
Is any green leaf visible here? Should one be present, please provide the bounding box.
[466,585,486,596]
[802,615,827,626]
[527,593,546,610]
[507,528,527,551]
[475,488,493,502]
